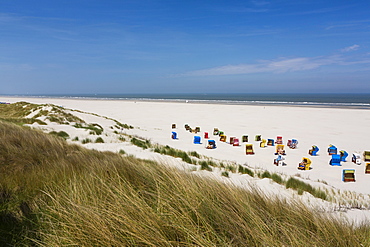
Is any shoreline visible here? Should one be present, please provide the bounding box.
[2,95,370,110]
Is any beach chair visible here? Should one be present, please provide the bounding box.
[298,157,311,170]
[342,169,355,182]
[276,136,283,144]
[330,154,341,166]
[245,144,254,155]
[339,150,348,162]
[289,139,298,149]
[365,163,370,174]
[233,138,240,146]
[352,153,361,165]
[260,139,267,148]
[229,137,236,145]
[171,131,177,140]
[274,145,286,155]
[267,139,275,146]
[255,135,261,142]
[309,145,319,156]
[242,135,248,142]
[213,128,219,135]
[287,140,292,147]
[206,140,216,149]
[172,124,176,129]
[218,131,224,136]
[220,134,226,142]
[364,151,370,161]
[204,132,209,139]
[328,145,337,155]
[274,155,286,166]
[193,136,201,144]
[195,127,200,133]
[185,124,190,130]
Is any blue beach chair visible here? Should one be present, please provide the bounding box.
[309,145,319,156]
[340,150,348,162]
[328,145,337,155]
[193,136,201,144]
[330,154,341,166]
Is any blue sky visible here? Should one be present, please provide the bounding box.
[1,0,370,94]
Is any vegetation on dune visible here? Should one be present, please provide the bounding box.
[0,102,46,126]
[1,121,370,246]
[74,123,103,135]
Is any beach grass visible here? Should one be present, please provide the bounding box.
[1,120,370,245]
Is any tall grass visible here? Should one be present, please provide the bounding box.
[0,121,369,246]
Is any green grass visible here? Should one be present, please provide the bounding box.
[153,145,198,164]
[81,138,92,144]
[130,137,151,149]
[74,123,103,135]
[0,120,369,246]
[221,171,229,177]
[49,130,70,140]
[238,165,254,177]
[286,177,327,200]
[271,173,284,184]
[95,137,104,143]
[199,160,212,171]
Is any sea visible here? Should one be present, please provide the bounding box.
[5,93,370,109]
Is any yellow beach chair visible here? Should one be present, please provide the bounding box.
[298,157,311,170]
[364,151,370,161]
[260,139,266,148]
[246,144,254,155]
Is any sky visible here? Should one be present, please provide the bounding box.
[1,0,370,95]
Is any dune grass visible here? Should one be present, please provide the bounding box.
[1,121,370,246]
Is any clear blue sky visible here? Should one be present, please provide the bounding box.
[1,0,370,94]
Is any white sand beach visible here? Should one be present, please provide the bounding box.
[2,96,370,224]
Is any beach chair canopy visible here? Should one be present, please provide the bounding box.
[342,169,355,182]
[328,145,337,155]
[330,154,341,166]
[242,135,248,142]
[171,132,177,139]
[207,140,216,149]
[246,144,254,155]
[364,151,370,161]
[309,145,319,156]
[275,144,286,155]
[366,163,370,174]
[289,139,298,149]
[193,136,201,144]
[255,135,261,141]
[298,157,311,170]
[220,134,226,142]
[339,150,348,162]
[267,139,275,146]
[352,153,361,165]
[276,136,283,144]
[213,128,219,135]
[230,137,236,145]
[274,155,286,166]
[172,124,176,129]
[260,139,267,148]
[204,132,209,139]
[233,138,240,146]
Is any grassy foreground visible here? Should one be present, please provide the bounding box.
[0,121,370,246]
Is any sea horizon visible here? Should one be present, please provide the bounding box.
[2,93,370,109]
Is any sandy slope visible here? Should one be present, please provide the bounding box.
[2,96,370,225]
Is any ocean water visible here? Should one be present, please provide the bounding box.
[9,93,370,109]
